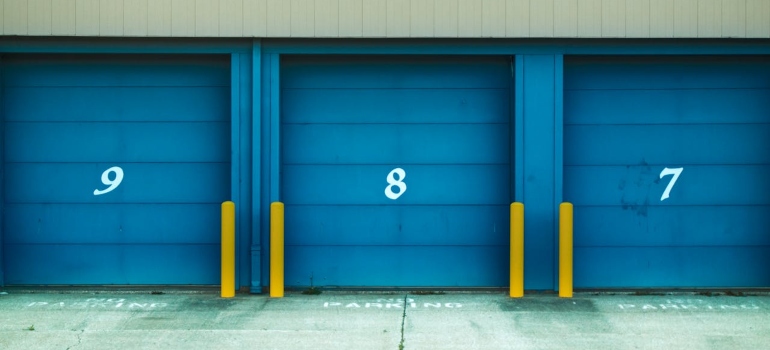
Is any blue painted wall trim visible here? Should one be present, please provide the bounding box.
[516,55,563,290]
[0,56,4,286]
[238,53,254,290]
[553,55,565,289]
[0,37,250,54]
[1,38,768,56]
[258,53,278,288]
[266,54,281,291]
[251,40,263,293]
[230,54,241,287]
[262,39,770,55]
[269,55,281,203]
[514,56,525,202]
[230,53,255,289]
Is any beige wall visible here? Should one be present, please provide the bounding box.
[1,0,769,38]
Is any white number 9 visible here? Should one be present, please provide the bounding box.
[93,166,124,196]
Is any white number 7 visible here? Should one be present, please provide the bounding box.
[659,167,683,201]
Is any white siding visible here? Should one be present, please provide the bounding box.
[75,0,99,36]
[243,0,267,37]
[434,0,458,37]
[362,0,387,36]
[171,0,195,36]
[529,0,553,37]
[195,0,219,37]
[458,0,482,37]
[339,0,362,36]
[100,0,124,36]
[482,0,505,37]
[746,0,770,38]
[602,0,625,37]
[147,0,171,36]
[291,0,314,37]
[698,0,721,37]
[315,0,339,37]
[649,0,674,37]
[3,0,769,38]
[220,0,244,37]
[124,0,148,36]
[4,0,25,35]
[554,0,578,37]
[28,0,52,36]
[506,0,529,37]
[410,0,433,37]
[626,0,650,38]
[721,0,745,38]
[52,0,77,35]
[673,0,698,37]
[386,0,410,37]
[577,0,602,37]
[266,0,289,37]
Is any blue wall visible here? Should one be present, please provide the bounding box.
[0,38,768,290]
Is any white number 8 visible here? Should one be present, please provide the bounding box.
[94,166,124,196]
[385,168,407,200]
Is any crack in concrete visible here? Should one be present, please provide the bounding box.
[65,329,85,350]
[398,294,408,350]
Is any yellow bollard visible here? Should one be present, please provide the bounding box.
[270,202,285,298]
[221,201,236,298]
[510,202,524,298]
[559,202,573,298]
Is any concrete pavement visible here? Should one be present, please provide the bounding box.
[1,289,768,350]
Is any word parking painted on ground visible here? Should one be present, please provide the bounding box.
[324,298,462,309]
[26,298,168,309]
[618,298,760,311]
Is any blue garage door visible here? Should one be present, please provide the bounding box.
[2,54,230,284]
[281,56,512,287]
[565,56,770,288]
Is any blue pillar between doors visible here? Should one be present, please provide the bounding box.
[515,54,564,291]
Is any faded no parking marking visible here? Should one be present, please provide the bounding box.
[324,298,462,309]
[618,299,761,311]
[26,298,168,309]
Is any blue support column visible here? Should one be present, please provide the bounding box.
[0,56,4,286]
[269,55,281,203]
[259,53,280,288]
[231,53,254,290]
[515,54,564,291]
[230,54,241,289]
[238,52,253,291]
[250,40,263,293]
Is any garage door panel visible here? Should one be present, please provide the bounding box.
[5,87,229,122]
[282,56,510,89]
[285,246,508,287]
[575,206,770,247]
[282,56,511,287]
[565,89,770,125]
[5,163,229,204]
[284,124,509,165]
[3,55,229,87]
[283,89,510,124]
[6,122,229,163]
[566,165,770,206]
[285,205,509,246]
[4,204,220,244]
[575,247,770,288]
[283,164,510,205]
[565,55,770,288]
[4,244,219,285]
[565,124,770,165]
[565,56,770,90]
[3,54,230,285]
